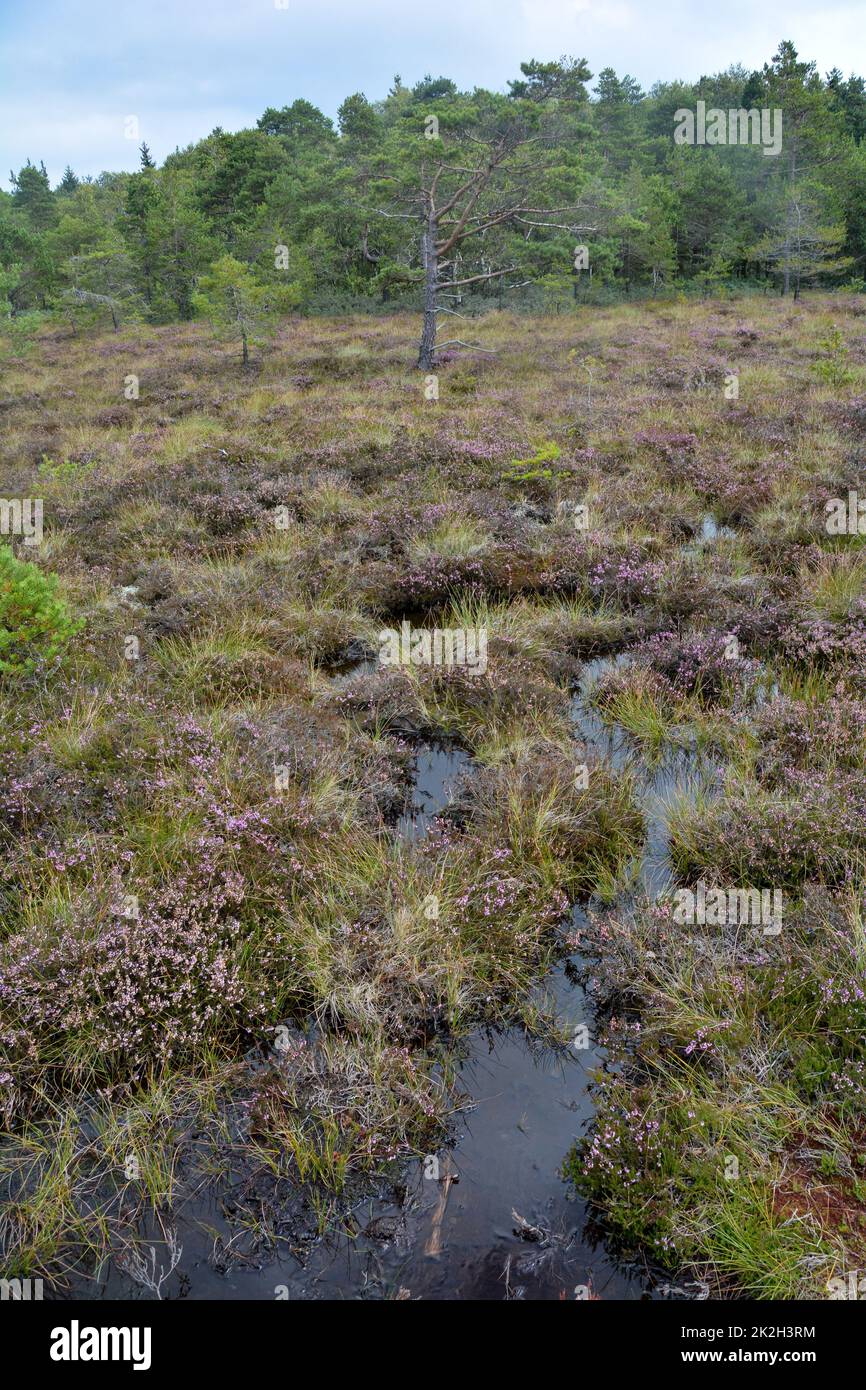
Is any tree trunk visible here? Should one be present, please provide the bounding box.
[242,332,249,368]
[417,214,438,370]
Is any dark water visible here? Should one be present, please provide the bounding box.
[683,513,738,559]
[65,661,709,1301]
[396,742,471,841]
[248,961,656,1301]
[570,655,717,899]
[89,946,656,1301]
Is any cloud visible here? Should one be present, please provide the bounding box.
[1,0,864,185]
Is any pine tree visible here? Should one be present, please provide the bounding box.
[371,64,596,368]
[10,161,55,229]
[192,254,272,366]
[751,187,851,297]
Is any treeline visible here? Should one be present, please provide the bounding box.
[2,39,865,339]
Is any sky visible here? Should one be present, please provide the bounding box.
[2,0,864,187]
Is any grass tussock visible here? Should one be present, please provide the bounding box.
[2,295,866,1294]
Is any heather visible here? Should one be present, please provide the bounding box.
[567,889,866,1295]
[0,293,865,1299]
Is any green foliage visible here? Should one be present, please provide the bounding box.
[193,254,290,363]
[257,100,335,143]
[813,325,856,385]
[38,453,94,483]
[0,307,43,358]
[504,440,563,482]
[0,547,81,676]
[1,39,865,322]
[508,56,592,103]
[10,161,55,229]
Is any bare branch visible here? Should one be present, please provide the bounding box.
[439,266,519,289]
[513,217,598,232]
[373,208,418,221]
[436,339,497,354]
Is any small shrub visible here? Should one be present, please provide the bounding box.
[813,327,855,387]
[0,547,80,676]
[503,440,562,485]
